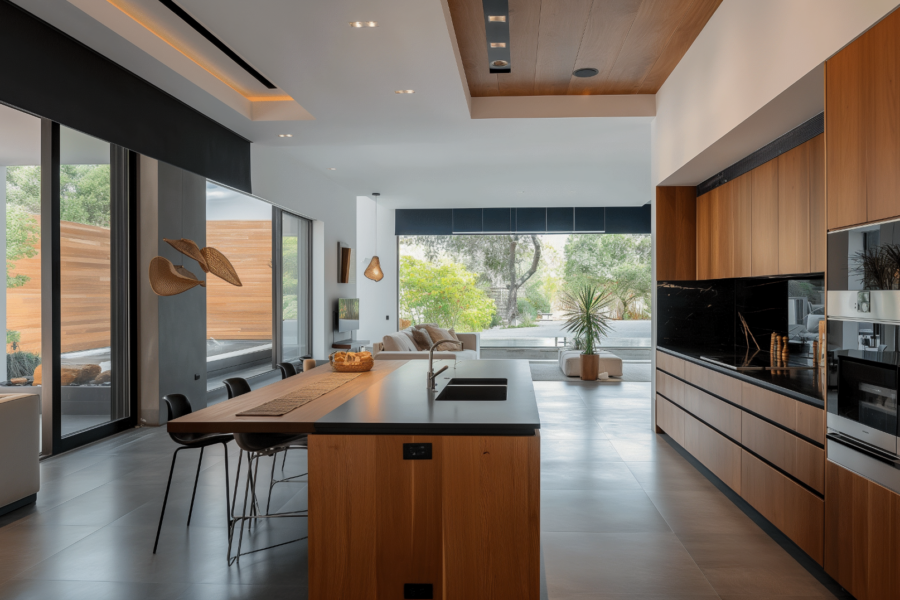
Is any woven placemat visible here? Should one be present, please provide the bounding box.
[236,372,363,417]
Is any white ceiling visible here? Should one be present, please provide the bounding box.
[11,0,654,209]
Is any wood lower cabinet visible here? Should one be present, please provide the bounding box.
[308,433,541,600]
[656,353,827,567]
[684,412,742,493]
[743,451,824,564]
[825,460,900,600]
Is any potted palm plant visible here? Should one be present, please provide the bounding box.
[560,284,613,381]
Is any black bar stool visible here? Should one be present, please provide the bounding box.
[153,393,234,554]
[277,362,297,379]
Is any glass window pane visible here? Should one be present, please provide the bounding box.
[206,181,273,386]
[59,126,116,437]
[2,105,42,395]
[281,212,310,361]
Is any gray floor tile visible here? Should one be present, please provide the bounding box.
[542,531,718,598]
[541,461,643,491]
[541,439,624,462]
[541,490,671,533]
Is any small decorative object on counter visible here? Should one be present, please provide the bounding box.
[330,351,374,373]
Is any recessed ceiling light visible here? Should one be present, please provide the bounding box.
[573,67,599,78]
[328,167,337,170]
[491,60,509,68]
[278,134,293,138]
[490,42,507,48]
[349,21,378,27]
[488,15,506,22]
[395,90,415,94]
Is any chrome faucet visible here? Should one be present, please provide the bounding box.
[427,339,459,390]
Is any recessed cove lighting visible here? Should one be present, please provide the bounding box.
[349,21,378,28]
[491,60,509,68]
[278,134,293,138]
[573,67,599,78]
[488,15,506,22]
[395,90,415,94]
[490,42,507,48]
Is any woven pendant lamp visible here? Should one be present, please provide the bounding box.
[364,193,384,282]
[201,247,243,286]
[149,257,204,296]
[164,238,208,271]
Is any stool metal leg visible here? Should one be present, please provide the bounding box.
[186,446,204,526]
[153,447,184,554]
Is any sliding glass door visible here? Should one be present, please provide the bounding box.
[274,209,311,364]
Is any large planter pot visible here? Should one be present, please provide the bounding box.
[580,353,600,381]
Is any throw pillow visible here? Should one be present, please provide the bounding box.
[448,328,461,342]
[400,329,417,350]
[423,325,461,350]
[411,328,434,351]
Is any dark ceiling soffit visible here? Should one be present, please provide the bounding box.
[483,0,511,73]
[395,207,650,236]
[697,113,824,197]
[158,0,277,89]
[0,0,251,193]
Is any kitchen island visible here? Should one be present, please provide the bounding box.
[168,359,541,600]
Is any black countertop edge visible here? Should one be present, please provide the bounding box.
[657,346,824,409]
[313,424,540,436]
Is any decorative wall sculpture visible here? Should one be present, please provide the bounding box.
[149,238,243,297]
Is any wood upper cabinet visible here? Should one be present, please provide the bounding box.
[778,143,810,275]
[826,34,867,230]
[732,172,752,277]
[696,192,710,280]
[864,8,900,224]
[709,185,734,279]
[751,159,779,276]
[808,134,826,272]
[655,186,697,281]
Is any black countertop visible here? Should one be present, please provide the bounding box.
[314,360,541,435]
[658,346,825,409]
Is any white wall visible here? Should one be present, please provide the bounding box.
[251,145,357,359]
[653,0,900,187]
[356,196,397,346]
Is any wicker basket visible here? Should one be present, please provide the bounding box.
[330,352,375,373]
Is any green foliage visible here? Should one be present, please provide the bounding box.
[6,164,112,289]
[564,234,651,320]
[559,284,613,355]
[7,351,40,379]
[399,256,495,332]
[403,234,541,323]
[6,330,20,346]
[5,204,39,288]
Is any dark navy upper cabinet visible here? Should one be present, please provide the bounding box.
[515,208,547,233]
[395,209,453,235]
[547,207,574,232]
[605,205,651,234]
[483,208,511,233]
[452,209,483,233]
[574,207,605,232]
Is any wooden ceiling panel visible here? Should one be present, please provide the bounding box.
[532,0,594,95]
[447,0,722,98]
[497,0,542,96]
[637,0,722,93]
[567,0,642,95]
[447,0,500,96]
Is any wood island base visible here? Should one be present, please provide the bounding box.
[308,432,540,600]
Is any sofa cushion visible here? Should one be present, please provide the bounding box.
[383,332,416,352]
[422,325,462,350]
[411,328,433,350]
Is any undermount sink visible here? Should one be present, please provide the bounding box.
[436,379,508,401]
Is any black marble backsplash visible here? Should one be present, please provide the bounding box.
[658,275,823,354]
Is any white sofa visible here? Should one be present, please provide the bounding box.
[0,393,40,515]
[373,331,480,361]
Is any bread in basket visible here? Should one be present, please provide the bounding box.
[330,350,375,372]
